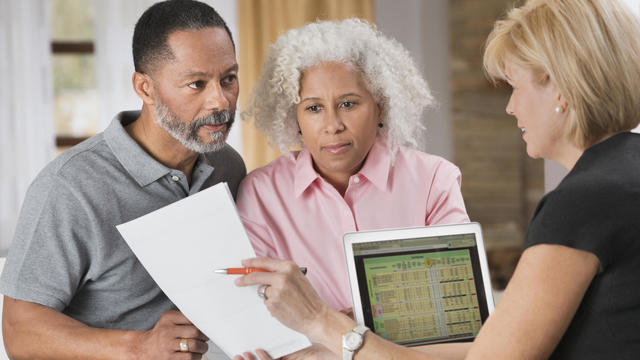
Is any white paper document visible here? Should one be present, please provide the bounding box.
[116,182,311,358]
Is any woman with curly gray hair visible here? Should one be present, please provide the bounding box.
[236,18,468,317]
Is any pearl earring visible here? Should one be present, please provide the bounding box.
[555,106,564,114]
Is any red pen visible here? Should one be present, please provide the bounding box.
[214,267,308,275]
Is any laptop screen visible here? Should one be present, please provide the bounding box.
[351,232,490,346]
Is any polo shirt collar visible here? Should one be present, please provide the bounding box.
[190,155,215,192]
[104,111,172,187]
[292,137,392,197]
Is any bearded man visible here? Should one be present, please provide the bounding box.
[0,1,245,359]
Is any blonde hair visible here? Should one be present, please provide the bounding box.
[484,0,640,148]
[242,18,434,156]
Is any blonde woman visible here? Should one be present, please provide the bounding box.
[236,19,469,314]
[234,1,640,359]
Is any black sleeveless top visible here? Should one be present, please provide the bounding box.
[526,132,640,359]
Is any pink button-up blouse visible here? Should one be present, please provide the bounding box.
[236,138,469,311]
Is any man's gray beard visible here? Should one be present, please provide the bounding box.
[154,100,233,153]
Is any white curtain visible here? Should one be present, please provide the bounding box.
[94,0,243,152]
[0,0,55,254]
[94,0,157,131]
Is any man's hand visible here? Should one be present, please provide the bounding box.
[133,310,209,359]
[2,297,209,360]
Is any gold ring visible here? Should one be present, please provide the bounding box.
[179,338,189,352]
[257,284,270,300]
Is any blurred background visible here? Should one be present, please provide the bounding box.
[1,0,639,290]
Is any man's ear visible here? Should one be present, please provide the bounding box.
[132,72,155,105]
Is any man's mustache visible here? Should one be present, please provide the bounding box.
[191,110,234,129]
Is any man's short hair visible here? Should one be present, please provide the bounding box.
[133,0,234,75]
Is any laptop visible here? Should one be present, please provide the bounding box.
[343,222,494,346]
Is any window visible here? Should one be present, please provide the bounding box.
[51,0,99,149]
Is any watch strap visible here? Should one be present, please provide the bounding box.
[352,324,369,336]
[342,325,369,360]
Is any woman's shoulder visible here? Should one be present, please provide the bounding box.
[531,164,640,239]
[394,145,461,176]
[240,153,298,190]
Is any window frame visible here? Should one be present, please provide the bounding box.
[51,40,94,147]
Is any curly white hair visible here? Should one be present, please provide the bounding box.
[242,18,434,156]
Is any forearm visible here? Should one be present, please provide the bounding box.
[235,257,459,360]
[3,297,141,360]
[413,343,470,360]
[309,309,444,360]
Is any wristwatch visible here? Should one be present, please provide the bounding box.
[342,324,369,360]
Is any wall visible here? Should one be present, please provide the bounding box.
[376,0,543,251]
[376,0,545,288]
[450,0,543,253]
[374,0,452,160]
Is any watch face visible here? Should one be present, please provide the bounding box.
[344,332,363,350]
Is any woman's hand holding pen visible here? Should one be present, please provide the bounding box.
[234,257,330,338]
[234,257,358,360]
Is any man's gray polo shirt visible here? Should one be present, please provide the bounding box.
[0,111,246,330]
